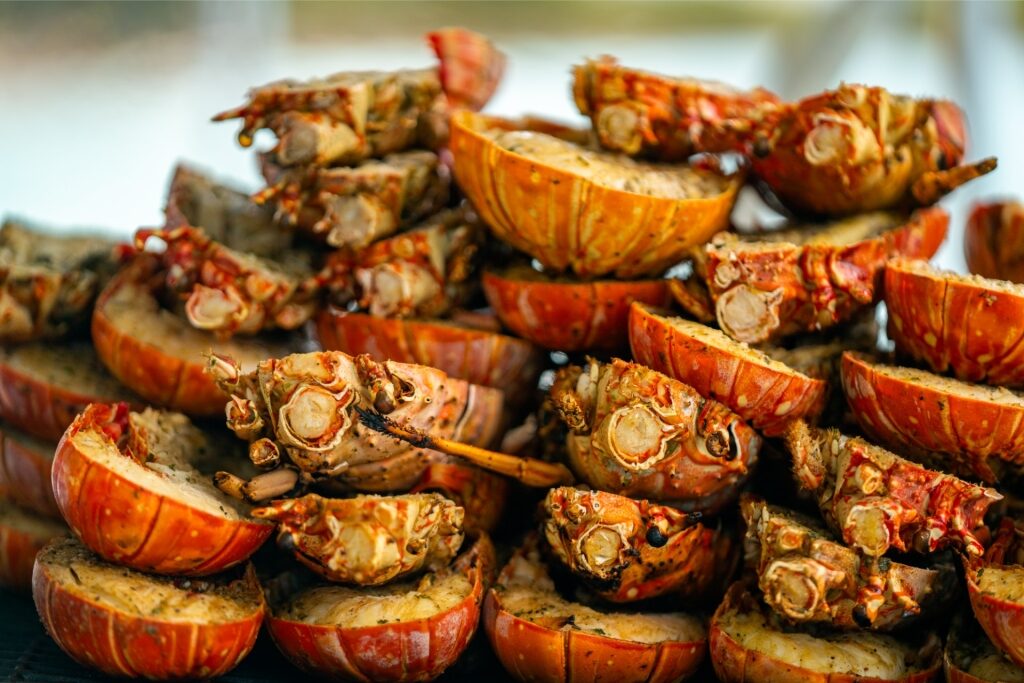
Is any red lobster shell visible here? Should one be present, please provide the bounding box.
[315,307,543,408]
[0,425,59,519]
[842,351,1024,483]
[484,536,707,683]
[267,534,494,682]
[484,266,671,351]
[886,258,1024,387]
[783,420,1000,559]
[965,517,1024,669]
[702,207,948,344]
[550,358,759,512]
[629,303,827,435]
[0,499,65,590]
[965,200,1024,283]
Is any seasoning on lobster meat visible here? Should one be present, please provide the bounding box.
[0,219,120,343]
[257,150,450,248]
[885,258,1024,388]
[783,420,1000,560]
[484,536,708,683]
[315,307,544,408]
[319,207,482,319]
[742,496,954,631]
[0,340,141,442]
[136,225,318,337]
[740,84,995,216]
[629,303,827,436]
[164,164,293,258]
[0,425,60,519]
[33,537,264,681]
[965,517,1024,669]
[0,499,64,591]
[572,56,781,161]
[944,611,1024,683]
[710,581,942,683]
[965,201,1024,283]
[267,534,493,683]
[449,110,741,279]
[253,492,464,585]
[483,266,672,352]
[52,403,273,576]
[842,352,1024,483]
[701,206,948,344]
[550,358,760,512]
[92,255,300,416]
[213,28,504,165]
[208,350,509,494]
[543,486,736,603]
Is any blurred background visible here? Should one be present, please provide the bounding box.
[1,0,1021,270]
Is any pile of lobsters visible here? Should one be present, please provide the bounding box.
[2,26,1023,682]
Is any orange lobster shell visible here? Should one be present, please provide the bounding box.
[52,403,273,575]
[965,518,1024,669]
[484,538,707,683]
[411,460,508,535]
[842,352,1024,483]
[710,581,942,683]
[629,303,827,435]
[34,538,264,680]
[266,534,494,682]
[449,110,741,279]
[484,266,672,351]
[0,341,141,442]
[91,255,300,417]
[315,307,543,407]
[702,207,947,344]
[0,500,64,590]
[886,258,1024,387]
[0,425,59,519]
[965,200,1024,283]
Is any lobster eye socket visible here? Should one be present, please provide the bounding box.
[645,526,668,548]
[705,424,740,461]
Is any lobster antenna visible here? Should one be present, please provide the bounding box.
[356,407,575,487]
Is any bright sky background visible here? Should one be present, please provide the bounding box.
[1,1,1021,272]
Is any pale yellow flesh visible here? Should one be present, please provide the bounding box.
[965,652,1024,681]
[73,408,252,519]
[1,424,55,461]
[38,537,261,623]
[279,571,472,627]
[721,212,899,250]
[485,129,730,199]
[0,341,137,401]
[718,607,923,678]
[499,553,705,644]
[977,565,1024,602]
[101,275,293,367]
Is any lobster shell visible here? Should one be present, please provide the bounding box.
[964,201,1024,283]
[315,307,543,407]
[944,610,1024,683]
[965,519,1024,669]
[484,266,672,351]
[885,258,1024,387]
[484,537,707,683]
[52,403,273,575]
[710,581,942,683]
[0,425,59,519]
[703,207,948,344]
[92,255,300,416]
[0,341,142,441]
[33,537,264,680]
[629,303,827,435]
[449,110,740,279]
[266,534,494,682]
[841,352,1024,483]
[0,499,65,590]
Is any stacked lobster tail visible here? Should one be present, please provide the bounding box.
[0,218,142,595]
